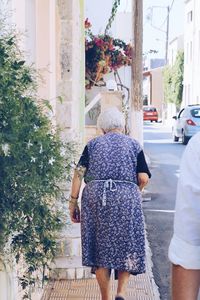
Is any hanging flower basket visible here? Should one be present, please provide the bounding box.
[85,19,132,89]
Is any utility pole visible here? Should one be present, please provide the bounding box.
[165,6,170,64]
[130,0,143,144]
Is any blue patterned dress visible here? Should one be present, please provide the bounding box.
[78,132,150,276]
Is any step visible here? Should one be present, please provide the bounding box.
[56,236,82,257]
[50,257,93,280]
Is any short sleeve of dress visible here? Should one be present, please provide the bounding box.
[136,150,151,178]
[77,145,89,169]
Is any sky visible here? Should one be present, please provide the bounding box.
[85,0,184,59]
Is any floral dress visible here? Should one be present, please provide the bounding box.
[78,132,151,277]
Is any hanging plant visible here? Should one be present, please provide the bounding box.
[85,22,132,89]
[85,1,132,89]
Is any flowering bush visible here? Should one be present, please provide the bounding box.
[85,19,132,89]
[0,29,76,297]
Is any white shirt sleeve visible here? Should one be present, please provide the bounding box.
[168,132,200,269]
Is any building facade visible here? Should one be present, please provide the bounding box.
[168,35,184,66]
[183,0,200,106]
[0,1,85,299]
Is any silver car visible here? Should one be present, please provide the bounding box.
[172,104,200,144]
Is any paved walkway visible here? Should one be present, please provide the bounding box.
[42,239,160,300]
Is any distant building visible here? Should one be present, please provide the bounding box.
[168,35,184,66]
[167,35,184,117]
[143,67,164,120]
[183,0,200,106]
[143,57,165,71]
[149,58,166,69]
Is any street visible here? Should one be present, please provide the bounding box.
[143,122,186,300]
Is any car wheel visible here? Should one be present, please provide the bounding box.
[173,135,179,142]
[182,132,189,145]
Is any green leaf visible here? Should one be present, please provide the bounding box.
[42,99,53,112]
[57,95,63,104]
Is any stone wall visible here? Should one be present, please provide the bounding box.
[56,0,85,140]
[51,0,87,281]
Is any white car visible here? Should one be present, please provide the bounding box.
[172,104,200,144]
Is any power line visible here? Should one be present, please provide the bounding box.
[159,0,175,30]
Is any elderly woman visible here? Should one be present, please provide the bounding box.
[69,107,151,300]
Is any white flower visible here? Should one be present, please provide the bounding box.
[27,140,33,149]
[49,157,55,165]
[33,124,39,131]
[60,147,66,157]
[2,143,10,156]
[39,145,43,154]
[31,157,36,162]
[2,120,8,127]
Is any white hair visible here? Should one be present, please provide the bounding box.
[97,107,125,132]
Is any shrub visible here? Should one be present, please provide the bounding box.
[0,29,75,298]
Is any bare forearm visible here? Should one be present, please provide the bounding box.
[138,172,149,191]
[71,170,82,199]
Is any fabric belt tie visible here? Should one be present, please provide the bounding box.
[91,178,135,206]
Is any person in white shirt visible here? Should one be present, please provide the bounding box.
[168,132,200,300]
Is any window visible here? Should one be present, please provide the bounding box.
[187,11,193,23]
[199,31,200,63]
[188,85,191,103]
[143,107,157,112]
[186,43,189,63]
[190,41,193,61]
[184,85,187,104]
[191,108,200,118]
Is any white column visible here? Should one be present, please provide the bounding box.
[25,0,36,64]
[0,261,17,300]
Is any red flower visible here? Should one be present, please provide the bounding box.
[94,38,105,48]
[85,18,91,29]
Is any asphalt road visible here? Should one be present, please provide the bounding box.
[143,122,186,300]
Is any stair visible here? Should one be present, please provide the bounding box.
[50,223,93,280]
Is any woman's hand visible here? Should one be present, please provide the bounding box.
[69,202,81,223]
[138,172,149,191]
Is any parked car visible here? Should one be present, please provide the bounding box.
[143,106,158,122]
[172,104,200,144]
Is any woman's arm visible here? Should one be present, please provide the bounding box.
[137,172,149,191]
[69,145,89,223]
[69,169,83,223]
[71,169,82,199]
[136,150,151,191]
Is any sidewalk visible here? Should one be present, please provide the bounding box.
[41,235,160,300]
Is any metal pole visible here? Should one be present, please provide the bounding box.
[165,6,169,64]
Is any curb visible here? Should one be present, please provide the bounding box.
[144,152,160,299]
[145,230,160,300]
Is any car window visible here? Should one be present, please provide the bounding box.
[191,108,200,118]
[143,107,157,112]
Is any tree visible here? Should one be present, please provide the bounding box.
[163,51,184,111]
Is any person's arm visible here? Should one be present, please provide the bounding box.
[136,150,151,191]
[69,146,89,223]
[69,169,83,223]
[137,172,149,191]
